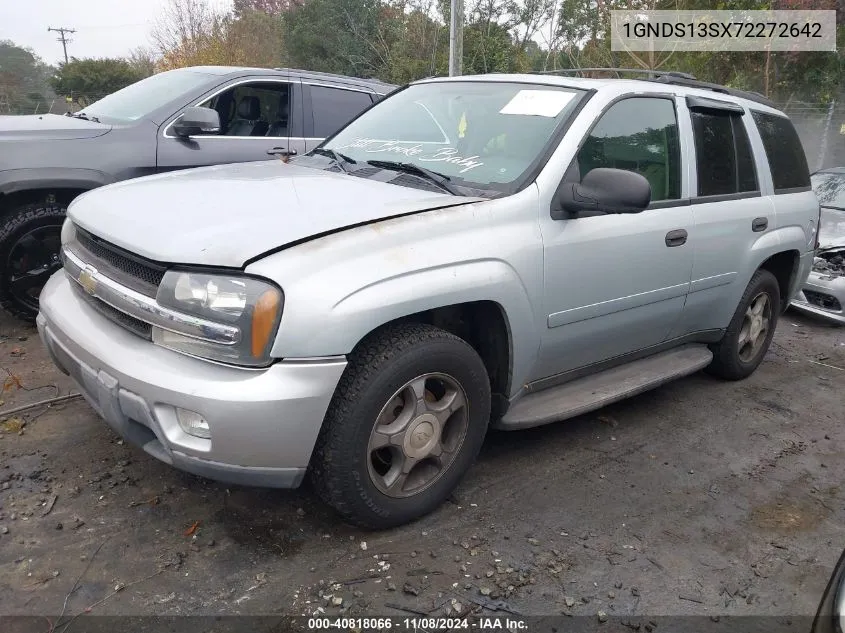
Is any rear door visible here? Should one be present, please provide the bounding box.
[156,76,305,170]
[301,81,377,152]
[672,96,776,336]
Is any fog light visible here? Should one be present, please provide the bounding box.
[176,408,210,439]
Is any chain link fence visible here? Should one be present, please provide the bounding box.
[781,96,845,172]
[0,93,109,116]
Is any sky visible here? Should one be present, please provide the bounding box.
[0,0,232,65]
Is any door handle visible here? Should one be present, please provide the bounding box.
[267,147,297,157]
[752,217,768,232]
[665,229,688,247]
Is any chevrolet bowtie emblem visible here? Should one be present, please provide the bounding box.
[78,265,98,295]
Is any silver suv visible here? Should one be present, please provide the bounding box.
[37,72,819,528]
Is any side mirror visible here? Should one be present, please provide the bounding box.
[172,106,221,138]
[811,548,845,633]
[552,167,651,219]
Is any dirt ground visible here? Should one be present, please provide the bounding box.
[1,307,844,625]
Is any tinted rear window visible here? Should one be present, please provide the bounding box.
[751,111,811,192]
[311,86,373,137]
[692,111,758,196]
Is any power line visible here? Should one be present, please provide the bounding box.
[47,26,77,64]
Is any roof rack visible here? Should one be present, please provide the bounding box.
[534,67,776,109]
[272,67,393,85]
[535,67,696,80]
[648,75,776,108]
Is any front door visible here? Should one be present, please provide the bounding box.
[535,96,695,381]
[156,78,306,171]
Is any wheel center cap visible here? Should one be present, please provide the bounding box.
[403,414,439,458]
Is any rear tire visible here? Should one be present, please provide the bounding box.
[310,323,491,529]
[0,202,67,322]
[707,269,780,381]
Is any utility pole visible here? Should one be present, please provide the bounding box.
[47,27,76,64]
[448,0,463,77]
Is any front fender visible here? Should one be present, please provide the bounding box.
[334,258,537,381]
[274,257,538,391]
[248,188,545,393]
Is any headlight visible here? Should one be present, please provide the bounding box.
[62,218,76,245]
[154,270,283,367]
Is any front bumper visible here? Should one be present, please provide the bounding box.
[790,270,845,325]
[37,271,347,488]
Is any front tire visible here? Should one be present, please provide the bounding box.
[707,269,780,381]
[310,323,491,529]
[0,202,67,322]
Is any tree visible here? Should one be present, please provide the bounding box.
[233,0,300,16]
[153,0,286,70]
[224,10,287,68]
[126,46,158,78]
[143,0,843,106]
[152,0,220,56]
[49,58,144,105]
[385,1,449,82]
[0,41,54,114]
[285,0,392,78]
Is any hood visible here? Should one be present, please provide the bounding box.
[819,207,845,250]
[69,161,483,267]
[0,113,112,141]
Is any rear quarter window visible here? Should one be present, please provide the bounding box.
[751,111,811,193]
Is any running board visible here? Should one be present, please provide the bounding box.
[496,345,713,430]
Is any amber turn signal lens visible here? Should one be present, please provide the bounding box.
[251,289,281,358]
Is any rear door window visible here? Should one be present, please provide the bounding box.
[751,111,811,193]
[310,85,374,137]
[691,111,758,197]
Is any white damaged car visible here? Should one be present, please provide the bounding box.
[792,167,845,325]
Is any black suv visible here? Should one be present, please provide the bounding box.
[0,65,395,320]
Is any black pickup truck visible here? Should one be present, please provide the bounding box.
[0,65,394,320]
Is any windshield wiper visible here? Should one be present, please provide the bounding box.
[310,147,356,174]
[364,159,461,195]
[65,112,100,123]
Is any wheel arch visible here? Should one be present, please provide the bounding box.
[758,249,801,313]
[0,168,111,219]
[351,300,514,420]
[0,188,89,219]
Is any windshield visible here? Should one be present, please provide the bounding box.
[320,81,587,194]
[79,69,212,123]
[812,171,845,210]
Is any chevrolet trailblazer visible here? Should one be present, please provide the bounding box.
[37,72,819,528]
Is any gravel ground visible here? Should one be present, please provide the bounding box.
[1,308,844,625]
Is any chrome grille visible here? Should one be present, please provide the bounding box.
[72,227,166,297]
[62,245,240,346]
[73,283,153,340]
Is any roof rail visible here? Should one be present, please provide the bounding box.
[272,67,394,85]
[535,67,696,80]
[648,75,777,108]
[534,67,777,109]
